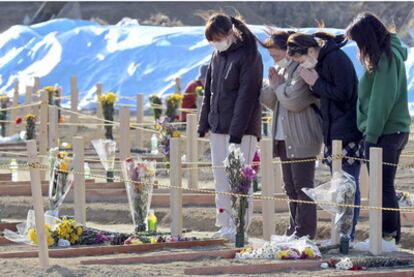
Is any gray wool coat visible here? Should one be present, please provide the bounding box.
[260,61,323,159]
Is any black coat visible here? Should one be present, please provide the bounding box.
[311,37,362,145]
[198,39,263,143]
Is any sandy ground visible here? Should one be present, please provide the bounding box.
[0,118,413,276]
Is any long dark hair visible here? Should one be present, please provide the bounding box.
[287,32,337,57]
[346,12,393,72]
[258,27,295,50]
[204,13,258,53]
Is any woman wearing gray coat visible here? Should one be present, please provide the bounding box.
[259,29,323,239]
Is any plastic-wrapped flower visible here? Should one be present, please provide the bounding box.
[106,92,117,104]
[172,130,181,138]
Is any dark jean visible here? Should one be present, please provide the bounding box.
[364,132,409,244]
[275,140,317,239]
[342,163,361,241]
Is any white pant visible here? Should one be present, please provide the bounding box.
[210,133,257,229]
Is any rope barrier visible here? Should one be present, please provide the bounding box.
[16,161,414,213]
[0,102,41,112]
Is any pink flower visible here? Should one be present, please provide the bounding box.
[252,150,260,172]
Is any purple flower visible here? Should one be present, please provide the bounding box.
[239,181,250,194]
[241,165,256,182]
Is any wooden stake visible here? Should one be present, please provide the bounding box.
[360,162,369,199]
[119,105,131,161]
[175,77,182,94]
[96,83,104,138]
[186,114,198,189]
[39,90,48,181]
[331,139,342,244]
[136,93,144,149]
[26,140,49,268]
[48,105,58,149]
[8,80,19,136]
[25,85,33,115]
[369,147,382,255]
[70,75,78,137]
[170,137,183,236]
[33,77,40,119]
[73,136,86,225]
[260,138,275,241]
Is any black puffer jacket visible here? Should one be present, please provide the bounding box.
[198,39,263,143]
[311,37,362,145]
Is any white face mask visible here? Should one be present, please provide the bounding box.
[210,38,232,52]
[276,58,289,68]
[301,56,318,69]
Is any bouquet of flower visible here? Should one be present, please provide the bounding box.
[25,114,36,140]
[0,94,9,137]
[156,117,181,164]
[122,157,156,232]
[98,92,116,140]
[28,223,56,247]
[48,151,74,213]
[224,144,256,247]
[55,217,83,245]
[92,139,117,182]
[396,190,413,208]
[302,171,355,241]
[236,236,321,260]
[165,93,183,121]
[252,150,261,192]
[43,85,63,122]
[149,94,163,121]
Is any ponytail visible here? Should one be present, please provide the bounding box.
[230,16,258,53]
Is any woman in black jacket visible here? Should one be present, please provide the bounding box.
[286,32,363,242]
[198,13,263,241]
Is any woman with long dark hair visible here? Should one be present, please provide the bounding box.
[346,12,411,245]
[198,13,263,241]
[286,31,363,242]
[259,28,323,239]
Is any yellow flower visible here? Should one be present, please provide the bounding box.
[172,130,181,138]
[195,86,203,92]
[276,250,289,259]
[150,237,157,244]
[44,86,55,94]
[106,92,117,103]
[239,248,252,255]
[155,124,161,131]
[25,114,36,121]
[303,247,315,258]
[28,228,38,245]
[59,161,68,172]
[77,227,83,236]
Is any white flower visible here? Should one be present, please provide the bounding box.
[223,157,230,168]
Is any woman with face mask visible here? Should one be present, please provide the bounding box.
[259,28,323,239]
[346,13,411,245]
[198,13,263,241]
[286,32,363,242]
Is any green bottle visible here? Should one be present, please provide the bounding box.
[147,210,157,233]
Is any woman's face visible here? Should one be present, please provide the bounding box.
[209,30,234,52]
[291,47,318,69]
[268,48,286,63]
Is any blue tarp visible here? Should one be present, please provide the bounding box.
[0,19,413,113]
